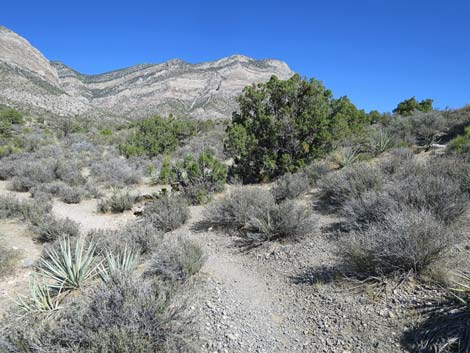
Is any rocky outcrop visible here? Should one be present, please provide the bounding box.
[0,26,294,119]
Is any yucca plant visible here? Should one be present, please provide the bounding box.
[368,128,394,156]
[37,237,101,290]
[332,146,361,168]
[16,278,64,313]
[409,272,470,353]
[451,272,470,305]
[99,246,139,282]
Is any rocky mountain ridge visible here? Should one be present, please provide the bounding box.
[0,26,294,119]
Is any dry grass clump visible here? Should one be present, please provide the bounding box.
[142,194,190,232]
[337,209,455,277]
[97,189,135,213]
[204,186,315,241]
[318,163,384,210]
[271,172,310,202]
[146,237,205,282]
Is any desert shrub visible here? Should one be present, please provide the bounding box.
[88,222,161,256]
[340,190,400,227]
[30,216,80,243]
[91,158,141,187]
[1,277,196,353]
[30,180,68,198]
[225,74,369,182]
[142,194,189,232]
[173,125,226,161]
[337,209,454,276]
[271,172,310,202]
[318,163,384,210]
[204,186,314,241]
[247,200,315,241]
[55,159,86,186]
[146,237,205,282]
[59,186,83,204]
[97,189,134,213]
[9,158,58,192]
[0,195,52,223]
[204,186,275,231]
[379,147,415,175]
[120,115,197,158]
[0,241,20,278]
[303,160,331,186]
[0,159,15,180]
[387,174,468,224]
[173,151,227,204]
[31,181,85,204]
[388,111,446,148]
[448,126,470,156]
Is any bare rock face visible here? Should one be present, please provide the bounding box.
[0,26,294,119]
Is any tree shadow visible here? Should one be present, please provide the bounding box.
[401,299,470,353]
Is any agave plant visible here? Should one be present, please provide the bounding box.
[16,278,64,313]
[37,237,101,290]
[99,246,139,282]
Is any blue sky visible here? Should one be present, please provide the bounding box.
[1,0,470,112]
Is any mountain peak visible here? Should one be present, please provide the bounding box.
[0,27,294,119]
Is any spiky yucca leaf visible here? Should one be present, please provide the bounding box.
[15,278,64,313]
[99,246,139,282]
[451,272,470,305]
[37,237,101,290]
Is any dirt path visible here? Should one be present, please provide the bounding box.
[172,206,318,353]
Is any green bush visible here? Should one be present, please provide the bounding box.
[173,151,227,204]
[119,115,197,158]
[392,97,433,116]
[224,74,369,182]
[142,194,189,232]
[448,126,470,155]
[0,108,23,137]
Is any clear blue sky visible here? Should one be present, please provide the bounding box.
[1,0,470,112]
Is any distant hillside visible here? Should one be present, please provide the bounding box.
[0,26,294,119]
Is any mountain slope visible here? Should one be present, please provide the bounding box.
[0,26,293,119]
